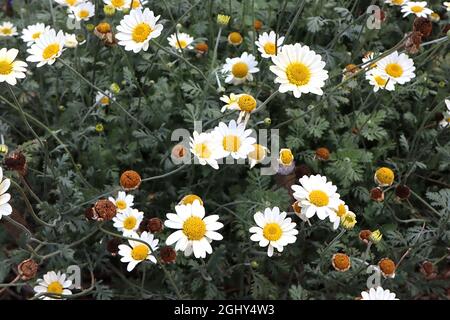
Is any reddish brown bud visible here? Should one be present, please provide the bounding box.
[370,187,384,202]
[94,199,117,221]
[4,150,27,175]
[106,238,121,256]
[315,147,330,161]
[17,259,38,280]
[160,246,177,264]
[395,184,411,200]
[413,17,432,37]
[120,170,141,191]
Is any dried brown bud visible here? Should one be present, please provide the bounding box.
[106,238,122,256]
[195,42,208,54]
[351,127,360,134]
[370,187,384,202]
[253,19,263,31]
[160,246,177,264]
[94,199,117,221]
[395,184,411,200]
[120,170,141,191]
[359,229,372,244]
[405,31,423,54]
[420,261,438,280]
[85,206,98,221]
[413,17,432,37]
[315,147,330,161]
[4,150,27,175]
[378,258,396,278]
[18,259,38,280]
[147,217,164,233]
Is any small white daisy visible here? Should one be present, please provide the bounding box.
[255,31,284,59]
[167,32,194,51]
[401,1,433,17]
[361,287,399,300]
[384,0,408,5]
[116,8,163,53]
[21,23,52,46]
[291,174,341,221]
[439,99,450,128]
[118,231,159,271]
[26,29,66,67]
[0,167,12,219]
[330,201,355,230]
[108,191,134,212]
[189,131,220,170]
[249,207,298,257]
[220,93,241,112]
[222,52,259,85]
[64,33,84,48]
[165,200,223,259]
[33,271,72,300]
[444,2,450,11]
[69,1,95,21]
[270,43,329,98]
[113,208,143,235]
[375,51,415,85]
[95,90,114,106]
[54,0,86,7]
[0,48,28,86]
[103,0,131,10]
[366,71,395,92]
[247,144,268,169]
[212,120,256,160]
[0,22,18,37]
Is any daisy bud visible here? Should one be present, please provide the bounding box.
[176,23,182,30]
[420,261,437,279]
[315,147,330,161]
[413,17,432,37]
[96,22,111,34]
[370,187,384,202]
[179,194,204,206]
[251,261,259,269]
[395,184,411,200]
[369,229,383,244]
[103,4,116,16]
[147,217,164,233]
[359,229,372,244]
[94,199,117,221]
[438,81,446,88]
[264,117,271,126]
[122,8,130,14]
[341,212,357,230]
[0,144,8,155]
[374,167,395,187]
[160,246,177,264]
[378,258,396,278]
[18,259,38,281]
[228,31,243,46]
[4,150,27,175]
[106,238,121,256]
[120,170,142,191]
[253,19,263,31]
[58,105,65,111]
[331,253,351,272]
[110,82,121,94]
[95,123,104,133]
[85,206,98,221]
[217,14,231,26]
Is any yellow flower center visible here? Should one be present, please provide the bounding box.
[374,76,387,86]
[392,0,404,4]
[238,94,257,112]
[286,62,311,86]
[375,167,394,185]
[410,5,424,13]
[446,117,450,123]
[42,43,60,60]
[385,63,403,78]
[248,144,266,161]
[182,216,206,240]
[111,0,125,7]
[333,253,351,270]
[181,194,203,205]
[263,223,282,241]
[279,149,293,166]
[100,96,110,105]
[131,244,149,260]
[116,200,127,210]
[176,39,188,49]
[47,281,63,295]
[228,32,242,44]
[32,32,41,39]
[194,143,212,159]
[341,213,356,229]
[336,204,347,217]
[231,62,249,78]
[66,0,77,5]
[309,190,329,207]
[132,23,152,43]
[1,27,12,35]
[0,60,13,75]
[78,9,90,19]
[222,135,241,152]
[123,216,137,230]
[263,42,276,55]
[132,0,141,8]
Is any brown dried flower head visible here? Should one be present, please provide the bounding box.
[160,246,177,264]
[4,150,27,175]
[359,229,372,244]
[195,42,208,54]
[315,147,330,161]
[405,31,423,54]
[147,217,164,233]
[94,199,117,221]
[85,206,98,221]
[395,184,411,200]
[370,187,384,202]
[413,17,432,37]
[378,258,396,278]
[120,170,141,190]
[253,19,263,31]
[331,253,351,272]
[18,259,38,280]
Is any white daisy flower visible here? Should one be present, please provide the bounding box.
[64,33,85,48]
[255,31,284,59]
[401,1,433,17]
[165,200,223,259]
[291,174,341,221]
[330,201,356,230]
[366,71,395,92]
[212,120,256,160]
[167,32,194,51]
[95,90,114,106]
[113,208,143,235]
[375,51,415,85]
[0,167,12,219]
[103,0,131,10]
[0,22,18,37]
[189,131,220,170]
[220,93,241,112]
[26,29,66,67]
[384,0,408,6]
[108,191,134,212]
[0,48,28,86]
[444,2,450,11]
[222,52,259,85]
[131,0,148,9]
[33,271,72,300]
[249,207,298,257]
[118,231,159,271]
[69,1,95,21]
[115,8,163,53]
[21,23,52,46]
[270,43,329,98]
[54,0,86,7]
[439,99,450,128]
[361,287,399,300]
[247,144,268,169]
